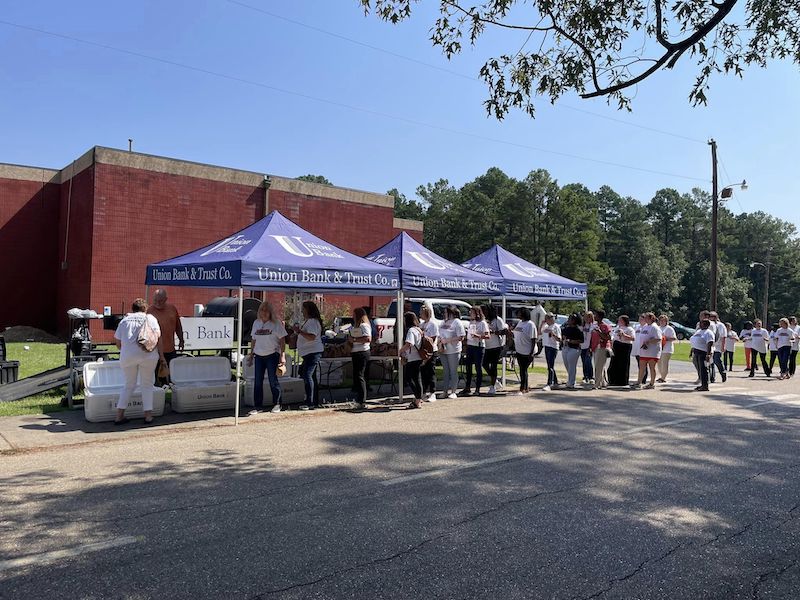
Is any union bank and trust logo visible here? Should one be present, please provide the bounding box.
[200,234,253,257]
[270,235,344,259]
[503,262,545,278]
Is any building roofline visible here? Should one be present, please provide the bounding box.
[0,146,424,228]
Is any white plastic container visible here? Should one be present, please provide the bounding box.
[83,361,166,423]
[169,356,237,413]
[242,357,304,406]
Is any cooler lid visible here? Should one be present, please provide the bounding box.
[170,357,232,385]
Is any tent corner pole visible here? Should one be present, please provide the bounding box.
[145,285,150,304]
[234,288,244,426]
[501,296,507,388]
[397,290,404,404]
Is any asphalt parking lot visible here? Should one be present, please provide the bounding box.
[1,369,799,599]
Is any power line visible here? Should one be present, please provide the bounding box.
[225,0,708,145]
[0,18,709,183]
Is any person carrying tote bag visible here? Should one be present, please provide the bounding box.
[113,298,161,425]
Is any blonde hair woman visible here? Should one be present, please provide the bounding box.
[247,301,287,415]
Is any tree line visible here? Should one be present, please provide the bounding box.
[388,168,800,327]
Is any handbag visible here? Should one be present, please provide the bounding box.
[137,316,159,352]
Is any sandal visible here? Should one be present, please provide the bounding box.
[143,418,154,425]
[113,418,129,426]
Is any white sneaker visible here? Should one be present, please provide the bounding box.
[495,381,504,391]
[447,393,458,399]
[568,384,578,390]
[270,404,281,413]
[589,379,595,385]
[247,409,261,416]
[542,385,551,391]
[427,393,437,402]
[488,385,496,396]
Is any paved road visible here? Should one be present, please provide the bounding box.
[1,370,799,599]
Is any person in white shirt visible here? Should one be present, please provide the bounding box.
[633,312,662,389]
[740,321,755,372]
[248,301,288,415]
[708,311,727,383]
[775,317,795,380]
[723,323,739,373]
[400,312,425,408]
[748,319,772,377]
[632,316,647,385]
[657,315,676,383]
[608,315,635,386]
[460,306,490,397]
[540,313,562,389]
[768,323,780,374]
[512,307,537,393]
[790,316,800,377]
[482,304,507,396]
[113,298,161,425]
[690,319,715,391]
[419,306,440,402]
[581,311,596,384]
[531,302,547,356]
[348,307,372,409]
[294,301,324,410]
[439,306,466,399]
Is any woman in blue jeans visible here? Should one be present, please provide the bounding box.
[247,301,287,416]
[459,306,490,396]
[561,314,585,389]
[294,301,324,410]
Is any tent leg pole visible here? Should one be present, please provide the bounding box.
[502,297,507,389]
[235,288,243,426]
[145,285,150,304]
[397,290,404,404]
[584,297,589,313]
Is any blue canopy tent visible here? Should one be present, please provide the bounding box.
[146,210,401,423]
[461,244,588,301]
[365,232,502,403]
[462,244,588,387]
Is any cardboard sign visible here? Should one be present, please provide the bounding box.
[179,317,234,350]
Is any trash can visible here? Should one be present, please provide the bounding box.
[0,361,20,385]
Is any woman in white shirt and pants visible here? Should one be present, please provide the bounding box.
[439,306,466,400]
[247,301,287,414]
[113,298,161,425]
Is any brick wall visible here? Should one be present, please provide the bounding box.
[0,175,60,333]
[55,166,96,337]
[0,149,424,341]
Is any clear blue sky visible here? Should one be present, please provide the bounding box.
[1,1,798,228]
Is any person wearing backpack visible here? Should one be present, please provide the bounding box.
[419,306,440,402]
[113,298,161,425]
[400,312,425,409]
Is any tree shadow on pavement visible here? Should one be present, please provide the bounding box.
[2,391,800,599]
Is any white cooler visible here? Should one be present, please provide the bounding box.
[243,356,304,406]
[170,356,237,413]
[84,361,166,423]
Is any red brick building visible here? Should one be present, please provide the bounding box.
[0,147,423,341]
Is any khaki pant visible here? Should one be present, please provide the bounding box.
[593,348,609,387]
[658,353,672,380]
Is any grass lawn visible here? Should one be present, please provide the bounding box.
[669,340,749,365]
[2,342,73,417]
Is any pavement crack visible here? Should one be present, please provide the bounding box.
[251,484,584,597]
[574,542,688,600]
[751,558,800,599]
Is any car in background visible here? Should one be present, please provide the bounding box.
[669,321,695,340]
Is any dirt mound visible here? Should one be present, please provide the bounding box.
[2,326,63,344]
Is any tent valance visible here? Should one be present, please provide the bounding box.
[145,210,400,294]
[461,244,587,300]
[365,232,502,297]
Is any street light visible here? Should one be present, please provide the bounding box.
[749,261,772,325]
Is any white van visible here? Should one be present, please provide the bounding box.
[375,298,472,344]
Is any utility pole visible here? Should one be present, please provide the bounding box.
[763,262,771,325]
[709,138,719,312]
